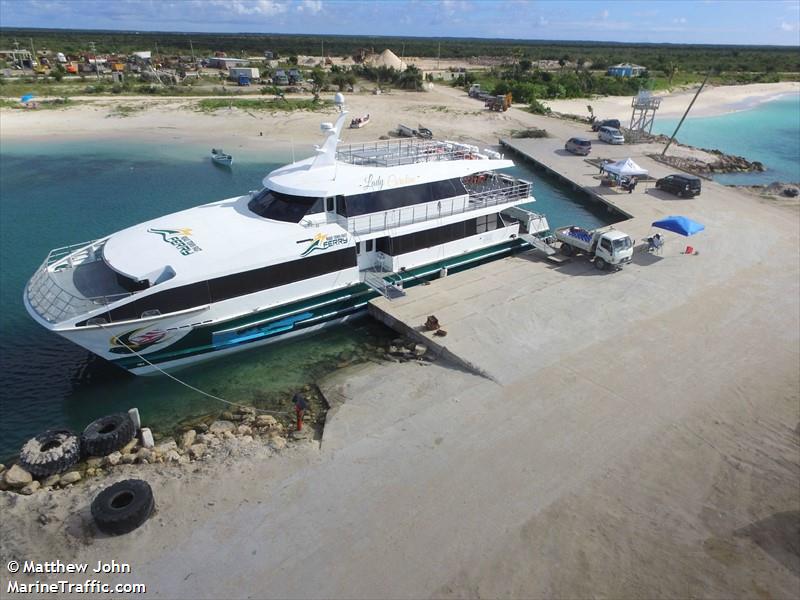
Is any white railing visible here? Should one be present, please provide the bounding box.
[342,179,532,235]
[26,240,131,324]
[336,139,487,167]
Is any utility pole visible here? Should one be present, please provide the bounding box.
[662,69,711,156]
[189,39,195,63]
[437,42,440,70]
[89,41,100,80]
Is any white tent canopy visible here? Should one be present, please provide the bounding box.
[604,157,648,177]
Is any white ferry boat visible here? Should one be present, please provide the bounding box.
[24,95,549,375]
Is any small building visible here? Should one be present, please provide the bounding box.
[229,67,259,80]
[207,57,249,70]
[132,51,152,63]
[263,50,274,60]
[607,63,647,77]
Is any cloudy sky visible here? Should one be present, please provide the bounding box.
[1,0,799,45]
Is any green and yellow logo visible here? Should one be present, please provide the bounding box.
[299,232,348,257]
[148,228,202,256]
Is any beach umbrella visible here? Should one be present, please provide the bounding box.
[651,216,705,237]
[20,93,35,103]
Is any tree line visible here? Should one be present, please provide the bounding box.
[2,28,798,75]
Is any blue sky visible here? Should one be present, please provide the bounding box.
[1,0,799,45]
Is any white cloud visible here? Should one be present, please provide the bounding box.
[538,15,549,26]
[216,0,287,16]
[297,0,323,14]
[601,9,609,20]
[780,20,798,31]
[672,16,687,24]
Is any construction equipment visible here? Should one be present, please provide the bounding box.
[486,93,513,112]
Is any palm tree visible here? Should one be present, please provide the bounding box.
[666,61,679,87]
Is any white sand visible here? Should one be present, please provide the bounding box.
[544,81,800,120]
[1,83,798,598]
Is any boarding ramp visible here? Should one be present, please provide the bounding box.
[363,269,406,300]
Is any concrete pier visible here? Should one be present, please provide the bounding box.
[367,133,798,385]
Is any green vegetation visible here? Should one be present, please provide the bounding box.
[107,103,144,117]
[0,96,71,109]
[195,98,330,112]
[2,28,797,75]
[511,128,549,138]
[354,64,424,90]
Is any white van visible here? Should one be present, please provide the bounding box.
[598,126,625,145]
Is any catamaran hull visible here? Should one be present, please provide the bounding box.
[27,238,530,376]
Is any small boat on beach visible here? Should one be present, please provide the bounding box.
[211,148,233,166]
[349,114,370,129]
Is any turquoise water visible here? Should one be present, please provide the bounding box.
[652,93,800,185]
[0,139,611,459]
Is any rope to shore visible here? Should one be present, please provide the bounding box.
[97,322,290,416]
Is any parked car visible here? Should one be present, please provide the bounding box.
[591,118,621,132]
[598,126,625,145]
[655,174,702,197]
[565,137,592,155]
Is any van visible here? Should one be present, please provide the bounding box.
[655,174,702,198]
[565,137,592,155]
[598,126,625,145]
[591,118,621,132]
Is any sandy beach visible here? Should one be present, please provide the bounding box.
[543,81,800,120]
[2,81,797,154]
[1,81,798,598]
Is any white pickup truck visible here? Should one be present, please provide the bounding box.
[555,226,633,270]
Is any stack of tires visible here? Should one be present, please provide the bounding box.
[17,412,155,535]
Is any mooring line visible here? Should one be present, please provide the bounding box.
[98,322,289,416]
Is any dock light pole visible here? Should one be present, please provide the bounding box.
[662,69,711,156]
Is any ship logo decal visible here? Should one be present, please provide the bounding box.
[300,232,348,257]
[109,327,172,355]
[148,228,202,256]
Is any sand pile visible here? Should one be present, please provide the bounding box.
[370,49,406,71]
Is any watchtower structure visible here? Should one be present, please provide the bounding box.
[629,91,661,142]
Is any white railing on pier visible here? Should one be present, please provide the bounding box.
[341,179,532,235]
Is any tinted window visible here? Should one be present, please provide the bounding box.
[249,189,323,223]
[378,218,478,256]
[79,248,357,325]
[338,178,467,217]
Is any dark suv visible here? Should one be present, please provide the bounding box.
[655,174,702,198]
[591,118,621,132]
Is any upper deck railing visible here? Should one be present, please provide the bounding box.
[336,139,499,168]
[340,176,532,235]
[26,240,132,324]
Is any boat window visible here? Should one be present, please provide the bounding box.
[365,239,373,252]
[73,258,148,300]
[77,247,357,326]
[337,178,467,217]
[248,188,324,223]
[326,197,334,212]
[377,218,478,256]
[355,242,361,254]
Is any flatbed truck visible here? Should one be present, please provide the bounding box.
[554,226,633,270]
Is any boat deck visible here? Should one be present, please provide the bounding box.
[336,139,489,167]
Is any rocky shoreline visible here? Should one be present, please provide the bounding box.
[0,336,435,498]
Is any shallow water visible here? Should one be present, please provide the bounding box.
[652,93,800,185]
[0,138,611,459]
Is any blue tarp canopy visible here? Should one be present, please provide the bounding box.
[20,94,35,103]
[652,216,705,236]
